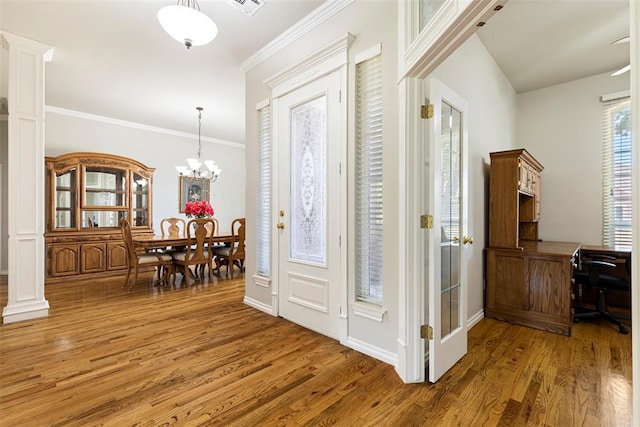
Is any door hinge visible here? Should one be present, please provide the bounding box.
[420,214,433,229]
[421,325,433,340]
[421,104,434,119]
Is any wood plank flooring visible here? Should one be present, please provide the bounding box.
[0,273,633,426]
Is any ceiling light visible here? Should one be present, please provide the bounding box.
[158,0,218,49]
[176,107,221,182]
[611,64,631,77]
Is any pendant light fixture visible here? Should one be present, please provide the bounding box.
[158,0,218,49]
[176,107,222,182]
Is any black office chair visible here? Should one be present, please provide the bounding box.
[573,252,631,334]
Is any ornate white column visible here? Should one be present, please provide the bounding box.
[1,30,53,323]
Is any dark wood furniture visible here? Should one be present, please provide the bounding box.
[132,233,234,251]
[171,218,216,285]
[488,149,543,248]
[485,149,579,335]
[574,245,631,317]
[486,241,580,336]
[45,152,154,283]
[120,218,173,289]
[214,217,246,277]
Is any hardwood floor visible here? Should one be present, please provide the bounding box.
[0,273,632,426]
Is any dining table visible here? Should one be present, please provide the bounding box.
[132,233,236,251]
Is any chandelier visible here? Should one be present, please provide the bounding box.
[157,0,218,49]
[176,107,222,182]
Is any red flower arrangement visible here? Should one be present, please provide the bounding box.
[184,200,214,218]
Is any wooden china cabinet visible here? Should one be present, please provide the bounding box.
[485,149,580,336]
[45,152,154,283]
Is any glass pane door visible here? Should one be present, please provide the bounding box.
[440,101,461,337]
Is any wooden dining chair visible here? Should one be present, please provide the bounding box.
[171,218,215,285]
[120,218,174,290]
[160,217,186,238]
[214,217,245,277]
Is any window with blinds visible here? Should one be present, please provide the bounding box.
[257,104,271,277]
[355,49,383,305]
[601,95,631,249]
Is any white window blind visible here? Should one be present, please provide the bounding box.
[257,104,271,276]
[355,51,383,305]
[601,96,631,249]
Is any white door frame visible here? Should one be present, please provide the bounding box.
[265,33,354,345]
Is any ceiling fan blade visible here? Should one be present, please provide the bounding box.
[611,64,631,76]
[612,36,630,45]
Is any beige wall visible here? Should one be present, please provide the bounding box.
[516,72,630,245]
[44,111,246,234]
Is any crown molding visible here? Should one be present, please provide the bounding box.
[240,0,355,73]
[45,105,245,149]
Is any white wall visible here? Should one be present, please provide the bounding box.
[44,110,246,233]
[517,72,630,245]
[244,1,518,362]
[429,34,518,319]
[245,0,399,355]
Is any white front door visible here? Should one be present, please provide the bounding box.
[426,78,469,382]
[276,70,343,340]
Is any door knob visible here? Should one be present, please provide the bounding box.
[277,223,284,229]
[463,236,474,245]
[452,236,459,243]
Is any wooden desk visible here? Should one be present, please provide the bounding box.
[575,245,631,313]
[485,241,581,336]
[133,234,235,251]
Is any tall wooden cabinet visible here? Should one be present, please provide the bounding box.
[485,149,579,336]
[488,149,543,248]
[45,152,154,283]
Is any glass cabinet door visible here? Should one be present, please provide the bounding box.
[84,167,127,207]
[83,167,127,228]
[131,174,150,227]
[54,169,77,229]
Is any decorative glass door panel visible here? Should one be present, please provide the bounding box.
[419,0,446,32]
[440,101,461,337]
[289,95,327,266]
[54,169,77,229]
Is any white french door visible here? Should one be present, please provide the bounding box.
[275,70,343,340]
[425,78,469,383]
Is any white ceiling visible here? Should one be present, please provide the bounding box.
[0,0,324,143]
[477,0,630,94]
[0,0,631,144]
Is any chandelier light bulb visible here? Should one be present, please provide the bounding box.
[157,1,218,49]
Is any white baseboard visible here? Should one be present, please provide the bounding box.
[346,336,398,367]
[243,295,275,315]
[468,309,484,329]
